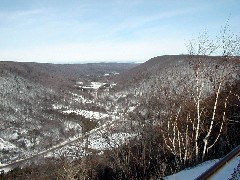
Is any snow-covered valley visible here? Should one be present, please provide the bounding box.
[0,70,139,172]
[0,57,239,179]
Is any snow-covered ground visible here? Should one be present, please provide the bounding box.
[0,80,137,173]
[0,138,16,150]
[76,81,117,91]
[211,155,240,180]
[71,93,93,104]
[62,109,109,120]
[44,118,136,161]
[82,82,106,90]
[88,132,135,150]
[63,121,82,132]
[0,163,11,173]
[164,155,240,180]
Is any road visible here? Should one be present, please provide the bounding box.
[0,118,118,171]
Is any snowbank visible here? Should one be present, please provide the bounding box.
[164,155,240,180]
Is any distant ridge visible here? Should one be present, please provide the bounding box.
[0,61,138,89]
[116,55,240,90]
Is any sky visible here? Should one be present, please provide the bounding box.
[0,0,240,63]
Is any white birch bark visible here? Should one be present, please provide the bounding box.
[202,81,222,160]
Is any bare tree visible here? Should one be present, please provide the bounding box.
[186,23,240,161]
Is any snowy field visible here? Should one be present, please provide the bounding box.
[62,109,109,120]
[164,155,240,180]
[0,138,16,150]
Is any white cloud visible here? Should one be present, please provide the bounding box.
[0,9,44,20]
[99,8,195,40]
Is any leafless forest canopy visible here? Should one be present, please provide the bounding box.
[0,54,240,179]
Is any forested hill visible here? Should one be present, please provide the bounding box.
[0,61,138,167]
[0,61,138,89]
[116,55,240,93]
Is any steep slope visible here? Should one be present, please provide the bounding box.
[0,61,138,163]
[116,55,188,88]
[116,55,240,96]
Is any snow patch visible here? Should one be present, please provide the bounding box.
[76,81,83,85]
[72,93,93,104]
[63,109,108,120]
[63,121,81,131]
[82,82,106,90]
[128,106,136,112]
[164,155,240,180]
[0,138,16,150]
[89,132,135,150]
[52,104,63,110]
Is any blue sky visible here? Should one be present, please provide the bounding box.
[0,0,239,63]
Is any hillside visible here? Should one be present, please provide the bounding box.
[0,61,138,164]
[0,55,239,179]
[117,55,239,92]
